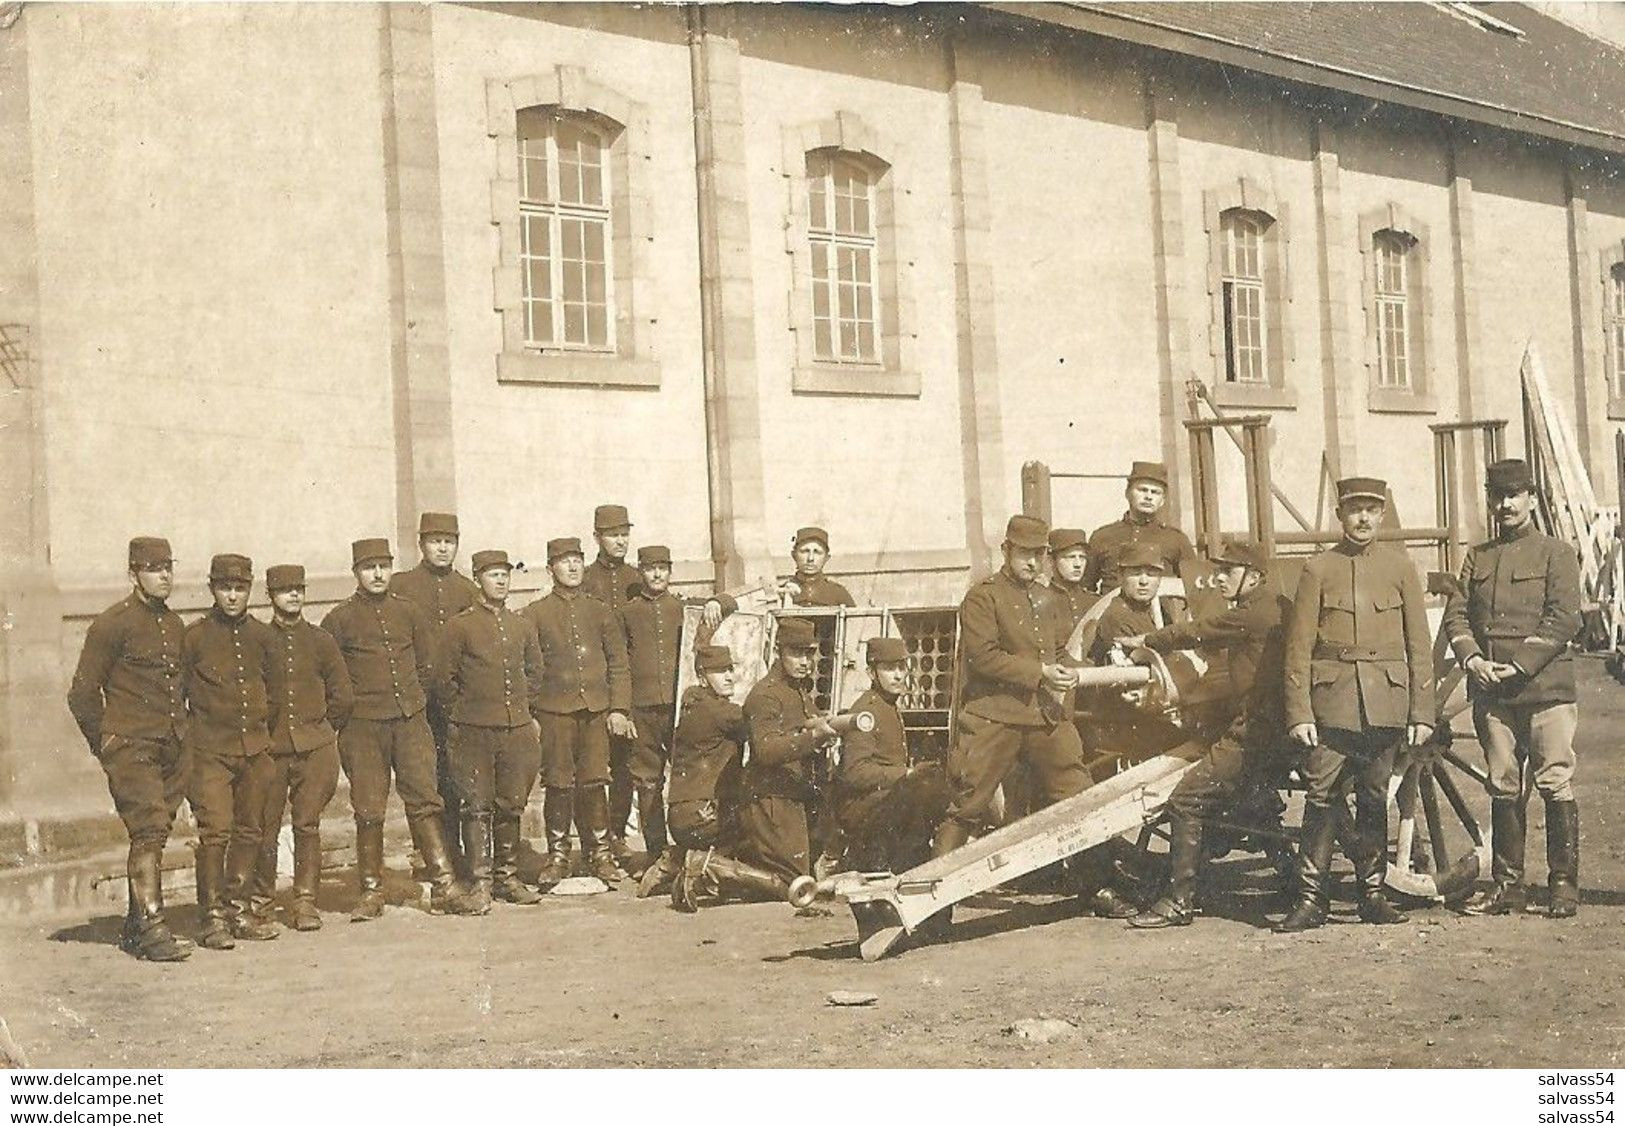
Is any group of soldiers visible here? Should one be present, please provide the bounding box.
[67,455,1586,963]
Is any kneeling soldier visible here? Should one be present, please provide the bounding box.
[439,550,545,909]
[1128,539,1290,928]
[68,537,193,962]
[183,554,279,948]
[257,564,353,932]
[1444,459,1583,918]
[836,638,952,873]
[322,538,480,920]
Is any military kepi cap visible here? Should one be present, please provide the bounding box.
[637,545,673,566]
[1004,514,1049,550]
[1335,477,1388,504]
[1128,460,1170,487]
[594,505,632,531]
[419,512,459,536]
[776,617,820,649]
[128,536,173,569]
[793,526,830,551]
[866,637,909,664]
[1118,541,1168,571]
[695,644,734,672]
[208,553,253,583]
[471,549,511,574]
[1486,458,1535,495]
[265,564,305,591]
[547,536,584,562]
[351,538,393,567]
[1048,527,1089,554]
[1209,537,1269,571]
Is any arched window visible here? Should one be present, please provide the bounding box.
[806,150,880,365]
[1373,230,1417,390]
[1220,209,1271,384]
[517,108,614,352]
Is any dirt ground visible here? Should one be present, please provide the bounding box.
[6,661,1625,1069]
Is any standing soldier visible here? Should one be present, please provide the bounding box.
[581,504,639,866]
[255,563,353,933]
[322,538,479,920]
[67,537,192,962]
[183,554,279,948]
[439,550,545,910]
[1279,478,1432,932]
[1084,461,1197,594]
[525,536,634,886]
[1443,459,1583,918]
[391,513,479,875]
[1046,528,1098,640]
[782,526,856,607]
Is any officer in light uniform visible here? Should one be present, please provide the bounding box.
[1443,459,1584,918]
[1279,477,1432,931]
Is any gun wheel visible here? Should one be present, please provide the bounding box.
[1386,738,1491,902]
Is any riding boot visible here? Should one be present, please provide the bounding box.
[700,852,791,902]
[537,788,574,889]
[195,843,235,950]
[288,832,323,931]
[1351,782,1407,924]
[410,813,484,915]
[607,777,636,867]
[123,845,191,962]
[1130,816,1201,928]
[227,838,279,940]
[638,845,681,898]
[636,784,668,868]
[1546,799,1580,918]
[1465,797,1527,915]
[576,785,625,884]
[492,815,541,904]
[461,812,494,913]
[1276,803,1333,932]
[252,829,280,926]
[350,820,386,922]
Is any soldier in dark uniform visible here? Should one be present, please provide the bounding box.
[1046,527,1099,640]
[836,637,952,872]
[322,538,479,920]
[580,504,641,866]
[438,550,545,910]
[738,617,840,883]
[782,526,856,607]
[524,536,634,886]
[67,536,193,962]
[390,512,480,877]
[662,645,792,910]
[182,554,280,948]
[1088,542,1166,665]
[1083,460,1198,594]
[1128,539,1291,928]
[1278,477,1432,931]
[618,544,733,885]
[255,564,352,933]
[1443,459,1584,918]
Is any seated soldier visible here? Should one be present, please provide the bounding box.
[1087,541,1165,665]
[1126,538,1292,928]
[660,644,797,911]
[836,638,952,873]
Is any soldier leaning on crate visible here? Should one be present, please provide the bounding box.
[1442,458,1585,919]
[182,554,280,949]
[524,535,634,886]
[390,512,480,879]
[437,550,545,911]
[1278,477,1432,933]
[781,525,856,608]
[618,544,735,888]
[835,637,952,874]
[1083,461,1198,595]
[254,563,353,933]
[1127,538,1293,929]
[67,536,194,962]
[321,538,480,921]
[581,504,642,868]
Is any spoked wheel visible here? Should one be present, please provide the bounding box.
[1386,734,1491,903]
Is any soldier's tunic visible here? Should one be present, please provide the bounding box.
[581,555,639,613]
[1441,522,1582,801]
[1046,579,1099,644]
[1087,597,1159,665]
[1083,513,1197,593]
[438,601,545,820]
[836,688,951,872]
[321,591,442,823]
[524,586,631,787]
[67,593,189,848]
[668,686,749,847]
[946,568,1089,830]
[789,574,856,608]
[739,665,824,879]
[182,610,278,852]
[620,589,737,787]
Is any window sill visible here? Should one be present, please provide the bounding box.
[1609,396,1625,422]
[792,363,921,398]
[497,350,659,389]
[1368,388,1437,415]
[1209,381,1297,411]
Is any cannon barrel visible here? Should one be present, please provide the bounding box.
[787,875,826,908]
[1071,665,1154,690]
[821,711,876,735]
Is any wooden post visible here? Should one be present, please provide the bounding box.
[1020,461,1052,526]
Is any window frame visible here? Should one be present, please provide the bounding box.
[806,150,882,367]
[1605,247,1625,419]
[1204,179,1295,410]
[1358,204,1435,414]
[517,110,616,354]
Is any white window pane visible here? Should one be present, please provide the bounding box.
[586,261,606,304]
[809,177,828,230]
[586,304,607,347]
[814,317,833,359]
[837,246,856,284]
[526,257,551,305]
[840,320,857,358]
[811,274,830,319]
[857,321,875,360]
[811,240,829,280]
[584,221,605,265]
[562,220,583,260]
[564,303,586,345]
[563,258,585,302]
[856,283,873,323]
[838,281,856,320]
[852,187,871,236]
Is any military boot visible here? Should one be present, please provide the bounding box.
[122,845,191,962]
[1131,816,1201,929]
[607,777,637,870]
[252,827,281,929]
[638,846,681,898]
[702,852,792,903]
[195,844,236,950]
[1351,786,1407,925]
[461,812,495,913]
[1276,804,1333,933]
[226,840,280,940]
[536,788,574,890]
[288,832,323,931]
[411,813,485,915]
[1546,799,1580,918]
[1465,797,1527,915]
[671,848,713,913]
[576,785,626,884]
[492,815,541,904]
[634,783,668,878]
[350,820,386,922]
